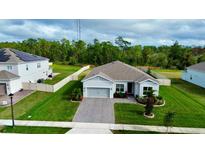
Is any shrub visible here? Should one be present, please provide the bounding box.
[70,88,82,101]
[114,92,126,98]
[37,79,44,83]
[68,57,78,65]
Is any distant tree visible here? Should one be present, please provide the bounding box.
[198,53,205,62]
[115,36,131,50]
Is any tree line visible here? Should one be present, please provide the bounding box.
[0,36,205,69]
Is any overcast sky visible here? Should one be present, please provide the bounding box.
[0,19,205,46]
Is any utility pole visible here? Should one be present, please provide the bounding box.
[77,19,81,40]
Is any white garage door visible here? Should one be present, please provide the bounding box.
[87,88,110,98]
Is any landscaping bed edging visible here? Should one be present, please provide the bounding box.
[136,100,166,107]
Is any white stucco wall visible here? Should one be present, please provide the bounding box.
[182,69,205,88]
[83,76,114,98]
[138,80,159,96]
[0,78,22,94]
[17,60,50,83]
[0,63,19,75]
[8,78,22,94]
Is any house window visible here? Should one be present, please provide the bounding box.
[7,65,12,70]
[116,84,124,93]
[37,63,41,68]
[143,87,153,95]
[26,64,29,71]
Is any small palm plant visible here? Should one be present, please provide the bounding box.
[144,89,156,117]
[164,111,175,133]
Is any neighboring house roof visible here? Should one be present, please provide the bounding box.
[0,48,48,63]
[0,70,20,80]
[83,61,158,83]
[187,62,205,73]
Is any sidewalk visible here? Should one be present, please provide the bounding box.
[1,119,205,134]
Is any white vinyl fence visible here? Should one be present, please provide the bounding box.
[22,65,90,92]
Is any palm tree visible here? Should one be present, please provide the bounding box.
[144,89,156,116]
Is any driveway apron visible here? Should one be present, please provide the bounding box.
[73,98,115,123]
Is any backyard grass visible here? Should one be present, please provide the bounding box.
[115,69,205,128]
[0,126,70,134]
[152,69,182,79]
[44,64,81,85]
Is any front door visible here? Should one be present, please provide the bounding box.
[127,82,133,94]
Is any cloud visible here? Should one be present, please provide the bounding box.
[0,19,204,46]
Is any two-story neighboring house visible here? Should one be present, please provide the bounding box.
[0,48,52,95]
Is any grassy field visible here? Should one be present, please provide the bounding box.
[44,64,81,85]
[115,69,205,128]
[0,66,90,121]
[152,69,182,79]
[0,126,70,134]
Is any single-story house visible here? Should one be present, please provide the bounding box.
[82,61,159,98]
[182,62,205,88]
[0,48,52,95]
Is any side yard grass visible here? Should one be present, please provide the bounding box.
[44,64,81,85]
[115,69,205,128]
[0,126,70,134]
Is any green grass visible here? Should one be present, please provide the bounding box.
[0,126,70,134]
[0,91,52,119]
[115,75,205,128]
[0,68,90,121]
[19,80,80,121]
[152,69,182,79]
[44,64,81,85]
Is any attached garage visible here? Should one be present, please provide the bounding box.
[87,87,110,98]
[0,83,6,95]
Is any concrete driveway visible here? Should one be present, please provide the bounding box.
[73,98,115,123]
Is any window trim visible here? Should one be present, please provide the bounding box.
[143,86,153,95]
[26,64,29,71]
[7,65,12,70]
[116,84,124,93]
[37,63,41,68]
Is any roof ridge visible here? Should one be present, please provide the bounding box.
[117,61,157,81]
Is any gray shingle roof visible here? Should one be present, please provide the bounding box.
[83,61,158,83]
[0,70,20,80]
[188,62,205,73]
[0,48,48,63]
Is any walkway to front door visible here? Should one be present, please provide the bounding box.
[73,98,115,123]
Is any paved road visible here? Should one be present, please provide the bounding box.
[73,98,115,123]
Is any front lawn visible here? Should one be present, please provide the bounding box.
[0,68,90,121]
[44,64,81,85]
[0,91,52,119]
[115,73,205,128]
[0,126,70,134]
